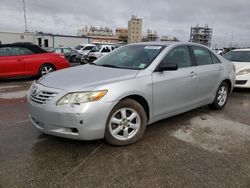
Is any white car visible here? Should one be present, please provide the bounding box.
[224,49,250,88]
[88,45,115,62]
[75,44,96,55]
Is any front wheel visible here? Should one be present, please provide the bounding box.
[209,82,229,110]
[105,99,147,146]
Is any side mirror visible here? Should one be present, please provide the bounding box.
[157,63,178,72]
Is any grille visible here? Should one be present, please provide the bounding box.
[29,91,58,105]
[235,80,247,85]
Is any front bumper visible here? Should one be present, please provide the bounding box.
[235,74,250,88]
[27,83,116,140]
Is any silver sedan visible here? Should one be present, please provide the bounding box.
[27,42,235,145]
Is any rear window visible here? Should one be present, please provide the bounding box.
[224,51,250,62]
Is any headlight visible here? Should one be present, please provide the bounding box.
[57,90,107,105]
[236,69,250,75]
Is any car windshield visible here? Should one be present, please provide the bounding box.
[90,45,102,52]
[224,51,250,62]
[83,46,95,51]
[94,44,165,70]
[75,45,84,50]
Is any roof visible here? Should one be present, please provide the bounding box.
[35,33,90,39]
[0,43,47,53]
[126,41,207,47]
[233,48,250,52]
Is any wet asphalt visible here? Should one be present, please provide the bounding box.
[0,77,249,188]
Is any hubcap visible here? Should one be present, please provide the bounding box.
[217,86,227,106]
[109,108,141,141]
[41,66,53,76]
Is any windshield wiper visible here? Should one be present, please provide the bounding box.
[88,62,97,65]
[101,64,119,68]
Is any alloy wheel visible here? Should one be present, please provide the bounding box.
[217,85,228,107]
[109,108,141,141]
[41,65,54,76]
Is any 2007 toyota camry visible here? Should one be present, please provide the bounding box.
[27,42,235,145]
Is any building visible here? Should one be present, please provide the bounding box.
[142,30,159,42]
[116,28,128,43]
[90,36,119,44]
[189,24,212,47]
[161,35,179,42]
[77,26,114,36]
[0,31,35,45]
[77,26,118,44]
[128,15,142,43]
[0,31,90,48]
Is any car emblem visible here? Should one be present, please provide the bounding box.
[31,85,38,96]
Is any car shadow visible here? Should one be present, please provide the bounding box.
[0,77,36,84]
[233,88,250,93]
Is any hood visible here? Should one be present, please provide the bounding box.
[232,62,250,71]
[38,64,139,92]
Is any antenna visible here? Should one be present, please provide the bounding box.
[22,0,28,32]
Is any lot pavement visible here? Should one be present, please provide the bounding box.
[0,78,250,188]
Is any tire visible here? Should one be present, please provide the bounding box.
[105,99,147,146]
[69,55,77,63]
[89,57,97,62]
[38,64,55,77]
[209,82,229,110]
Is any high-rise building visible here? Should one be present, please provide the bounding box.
[189,24,212,47]
[128,15,142,43]
[116,28,128,43]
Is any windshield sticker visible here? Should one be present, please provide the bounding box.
[139,64,146,69]
[144,46,162,50]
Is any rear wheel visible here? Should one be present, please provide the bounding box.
[105,99,147,146]
[38,64,55,77]
[69,55,77,63]
[209,82,229,110]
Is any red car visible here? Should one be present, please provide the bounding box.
[0,43,70,78]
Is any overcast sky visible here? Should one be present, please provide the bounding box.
[0,0,250,48]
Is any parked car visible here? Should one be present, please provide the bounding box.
[0,43,70,78]
[74,44,96,55]
[74,44,96,64]
[27,42,235,145]
[224,49,250,88]
[41,47,55,52]
[87,44,115,62]
[54,47,79,63]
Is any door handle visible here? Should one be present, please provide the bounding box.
[189,71,197,77]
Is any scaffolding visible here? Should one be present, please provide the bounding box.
[189,24,212,47]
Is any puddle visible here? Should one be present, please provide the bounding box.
[172,115,250,153]
[0,90,28,99]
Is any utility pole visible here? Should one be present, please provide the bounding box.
[22,0,28,32]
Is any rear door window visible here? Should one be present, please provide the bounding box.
[211,53,221,64]
[192,46,213,66]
